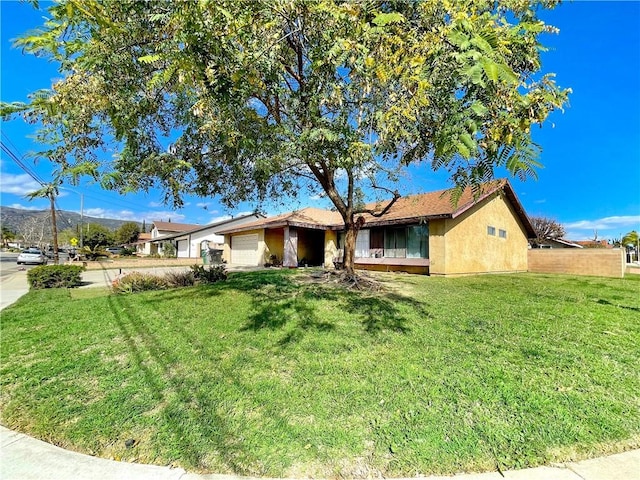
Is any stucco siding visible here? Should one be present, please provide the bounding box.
[324,231,339,268]
[265,228,285,263]
[438,193,529,275]
[427,220,447,275]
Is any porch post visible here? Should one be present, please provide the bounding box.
[283,227,298,268]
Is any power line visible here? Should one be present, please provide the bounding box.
[0,138,46,186]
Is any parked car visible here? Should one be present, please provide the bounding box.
[106,247,125,255]
[17,248,48,265]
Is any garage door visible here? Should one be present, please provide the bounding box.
[177,240,189,258]
[231,234,259,265]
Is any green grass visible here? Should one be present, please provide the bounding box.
[1,271,639,477]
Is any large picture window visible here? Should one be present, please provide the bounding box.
[343,224,429,260]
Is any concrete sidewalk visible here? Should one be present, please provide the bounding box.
[1,267,639,480]
[0,264,200,310]
[2,426,638,480]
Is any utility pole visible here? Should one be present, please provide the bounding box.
[80,193,84,248]
[48,188,59,264]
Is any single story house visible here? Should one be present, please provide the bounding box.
[130,232,153,255]
[150,214,265,259]
[217,180,537,276]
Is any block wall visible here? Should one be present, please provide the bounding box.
[528,249,625,278]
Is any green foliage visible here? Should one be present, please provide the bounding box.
[1,226,16,246]
[114,221,140,245]
[80,244,108,260]
[111,272,168,294]
[83,223,114,249]
[190,264,227,284]
[4,0,570,273]
[162,242,176,258]
[26,264,85,289]
[622,230,638,248]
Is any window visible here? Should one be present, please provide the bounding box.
[487,226,496,236]
[340,224,429,260]
[499,229,507,239]
[384,227,407,258]
[355,229,370,258]
[407,225,429,258]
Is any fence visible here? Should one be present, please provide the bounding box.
[528,248,625,278]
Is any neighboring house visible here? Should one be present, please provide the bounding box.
[148,221,201,256]
[533,238,583,249]
[130,232,152,255]
[217,180,537,276]
[151,214,265,259]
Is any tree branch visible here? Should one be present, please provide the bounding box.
[356,184,401,218]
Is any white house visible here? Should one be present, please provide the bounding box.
[150,214,264,259]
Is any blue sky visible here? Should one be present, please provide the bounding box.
[1,1,639,240]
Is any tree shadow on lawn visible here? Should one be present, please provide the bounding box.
[105,293,263,473]
[225,270,433,341]
[101,270,434,473]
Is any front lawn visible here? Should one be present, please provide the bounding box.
[1,271,639,477]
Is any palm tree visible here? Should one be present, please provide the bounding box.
[26,181,60,264]
[1,226,16,248]
[622,230,639,263]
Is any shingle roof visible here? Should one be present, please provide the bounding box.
[152,221,201,233]
[217,180,536,237]
[360,179,503,224]
[217,208,343,234]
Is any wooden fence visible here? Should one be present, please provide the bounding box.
[528,248,626,278]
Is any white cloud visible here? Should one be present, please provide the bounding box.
[564,215,640,231]
[0,173,42,196]
[564,215,640,241]
[6,203,43,210]
[81,207,185,223]
[148,201,164,208]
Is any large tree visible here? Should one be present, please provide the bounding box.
[3,0,569,274]
[83,223,114,250]
[529,215,566,246]
[114,221,141,245]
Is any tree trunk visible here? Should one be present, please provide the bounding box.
[342,221,358,276]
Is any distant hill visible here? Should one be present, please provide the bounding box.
[1,206,142,234]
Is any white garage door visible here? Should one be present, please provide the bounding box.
[177,240,189,258]
[231,234,259,265]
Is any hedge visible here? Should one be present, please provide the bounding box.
[27,265,86,289]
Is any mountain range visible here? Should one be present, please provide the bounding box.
[1,206,142,234]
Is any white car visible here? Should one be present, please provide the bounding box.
[17,248,48,265]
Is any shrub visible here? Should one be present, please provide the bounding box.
[190,264,227,284]
[27,265,86,289]
[112,272,168,294]
[165,270,196,287]
[162,242,177,258]
[81,245,108,260]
